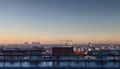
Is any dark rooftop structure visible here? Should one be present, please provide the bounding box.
[52,47,74,55]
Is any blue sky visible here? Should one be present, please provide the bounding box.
[0,0,120,44]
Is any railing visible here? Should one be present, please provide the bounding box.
[0,54,119,69]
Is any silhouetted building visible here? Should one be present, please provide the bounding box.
[52,47,74,55]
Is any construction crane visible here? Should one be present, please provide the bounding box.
[57,40,73,47]
[64,40,72,47]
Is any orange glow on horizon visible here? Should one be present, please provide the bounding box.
[0,38,120,44]
[0,34,120,44]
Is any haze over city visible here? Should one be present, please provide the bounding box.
[0,0,120,44]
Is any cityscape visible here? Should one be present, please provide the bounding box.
[0,42,119,69]
[0,0,120,69]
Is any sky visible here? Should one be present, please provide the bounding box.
[0,0,120,44]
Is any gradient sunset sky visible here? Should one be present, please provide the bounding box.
[0,0,120,44]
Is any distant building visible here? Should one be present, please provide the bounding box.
[24,42,29,45]
[0,46,4,50]
[32,42,40,46]
[88,42,93,47]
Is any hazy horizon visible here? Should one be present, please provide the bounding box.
[0,0,120,44]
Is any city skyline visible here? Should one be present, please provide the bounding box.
[0,0,120,44]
